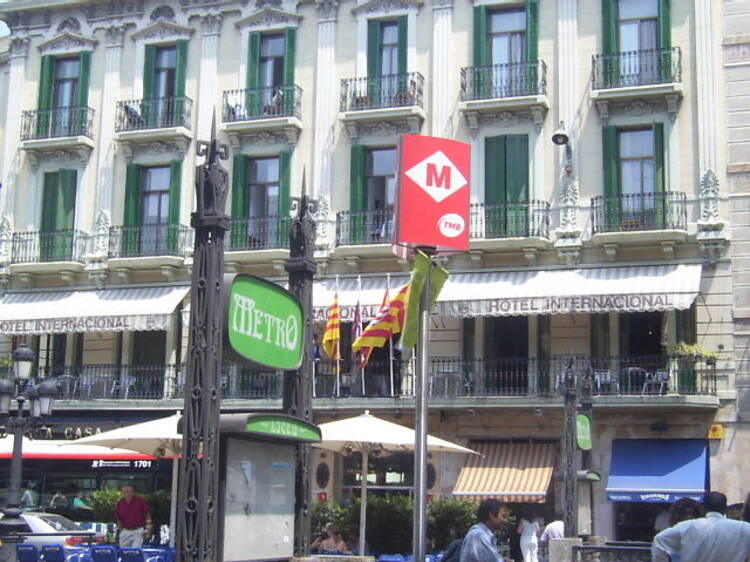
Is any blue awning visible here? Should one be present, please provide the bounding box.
[606,439,708,503]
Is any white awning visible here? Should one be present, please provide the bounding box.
[0,286,189,335]
[312,264,702,320]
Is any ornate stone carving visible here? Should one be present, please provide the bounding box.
[317,0,339,21]
[362,120,410,137]
[106,25,128,47]
[38,33,98,56]
[150,5,176,21]
[26,147,93,171]
[594,100,610,123]
[119,139,191,162]
[432,0,453,8]
[9,36,30,58]
[201,13,223,35]
[559,178,579,232]
[0,216,13,266]
[366,0,409,14]
[132,21,195,42]
[247,12,292,29]
[57,17,81,33]
[256,0,283,8]
[699,169,720,223]
[313,194,332,248]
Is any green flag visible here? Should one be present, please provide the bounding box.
[400,250,449,349]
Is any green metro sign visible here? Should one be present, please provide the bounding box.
[224,274,304,370]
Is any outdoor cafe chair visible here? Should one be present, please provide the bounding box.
[40,544,66,562]
[89,545,118,562]
[642,370,670,395]
[593,369,619,394]
[16,544,40,562]
[119,548,146,562]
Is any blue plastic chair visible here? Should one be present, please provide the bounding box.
[41,544,66,562]
[378,555,405,562]
[89,545,118,562]
[16,544,40,562]
[120,548,146,562]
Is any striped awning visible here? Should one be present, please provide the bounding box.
[0,286,189,335]
[452,442,556,503]
[312,263,702,320]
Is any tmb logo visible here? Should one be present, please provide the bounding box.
[405,150,468,203]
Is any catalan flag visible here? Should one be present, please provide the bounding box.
[351,298,364,367]
[322,291,341,360]
[352,283,409,353]
[356,287,390,368]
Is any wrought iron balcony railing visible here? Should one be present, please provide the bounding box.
[470,201,550,239]
[108,224,192,259]
[48,364,282,401]
[591,191,687,234]
[115,96,193,132]
[227,216,291,251]
[21,106,95,141]
[460,60,547,101]
[11,229,86,264]
[340,71,424,112]
[222,85,302,122]
[591,47,682,90]
[336,208,394,246]
[44,353,716,403]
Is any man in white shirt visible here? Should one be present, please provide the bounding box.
[652,491,750,562]
[539,515,564,544]
[460,499,506,562]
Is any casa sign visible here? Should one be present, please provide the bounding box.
[224,274,304,370]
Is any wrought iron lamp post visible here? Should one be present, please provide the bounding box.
[176,118,229,562]
[0,343,59,562]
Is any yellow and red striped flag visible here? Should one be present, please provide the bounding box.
[356,287,390,368]
[352,283,409,353]
[322,291,341,360]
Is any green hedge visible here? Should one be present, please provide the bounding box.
[90,488,170,530]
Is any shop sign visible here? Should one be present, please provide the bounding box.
[245,414,321,442]
[394,134,471,252]
[0,315,167,336]
[224,275,304,370]
[576,413,592,451]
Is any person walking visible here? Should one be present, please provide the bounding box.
[651,491,750,562]
[539,515,564,545]
[517,511,539,562]
[115,484,152,548]
[460,499,506,562]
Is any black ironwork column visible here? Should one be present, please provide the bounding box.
[176,120,229,562]
[284,179,317,556]
[562,358,578,538]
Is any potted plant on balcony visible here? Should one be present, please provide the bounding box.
[672,342,718,393]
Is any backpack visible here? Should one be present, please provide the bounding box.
[442,538,463,562]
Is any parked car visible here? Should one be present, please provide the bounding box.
[0,512,104,546]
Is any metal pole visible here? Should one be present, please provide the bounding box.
[412,261,431,561]
[176,118,229,562]
[359,450,369,557]
[562,359,578,538]
[6,400,24,508]
[284,184,317,556]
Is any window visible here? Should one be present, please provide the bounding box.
[37,53,90,138]
[620,129,654,196]
[259,34,285,89]
[380,22,399,75]
[153,46,177,99]
[143,41,187,127]
[366,19,407,106]
[248,157,280,217]
[140,166,171,254]
[246,29,296,118]
[39,169,77,261]
[52,57,81,109]
[484,135,529,237]
[367,147,396,241]
[489,9,526,66]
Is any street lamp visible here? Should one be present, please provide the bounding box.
[0,344,59,560]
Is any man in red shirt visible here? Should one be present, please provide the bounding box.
[115,484,152,548]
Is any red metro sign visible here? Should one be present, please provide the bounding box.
[393,134,471,252]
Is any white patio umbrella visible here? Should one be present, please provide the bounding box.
[65,413,182,545]
[313,410,478,557]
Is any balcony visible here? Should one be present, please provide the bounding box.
[339,72,425,141]
[590,191,688,247]
[10,229,86,271]
[469,201,550,250]
[222,85,302,148]
[114,96,193,156]
[20,106,95,165]
[459,61,548,135]
[336,209,392,247]
[227,216,290,251]
[108,224,192,266]
[590,48,683,119]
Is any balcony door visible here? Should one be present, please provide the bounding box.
[140,166,171,255]
[51,57,80,136]
[259,34,285,112]
[367,18,407,106]
[247,157,280,246]
[36,52,90,138]
[483,316,528,394]
[143,42,187,127]
[246,29,296,118]
[617,0,659,83]
[484,135,529,238]
[366,147,396,242]
[40,170,77,261]
[489,9,525,97]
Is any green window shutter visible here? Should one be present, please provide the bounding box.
[350,144,367,244]
[473,6,489,67]
[505,135,529,202]
[659,0,671,49]
[169,160,182,225]
[602,0,618,53]
[77,51,91,107]
[230,155,248,249]
[175,40,188,97]
[278,151,291,217]
[525,0,539,62]
[367,20,382,78]
[484,136,506,238]
[58,169,77,230]
[247,32,261,116]
[143,45,156,99]
[38,56,55,110]
[602,125,620,231]
[283,28,296,86]
[653,122,666,229]
[397,16,408,76]
[124,164,142,227]
[41,172,60,232]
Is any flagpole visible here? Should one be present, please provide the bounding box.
[335,275,341,398]
[357,275,366,396]
[387,274,394,397]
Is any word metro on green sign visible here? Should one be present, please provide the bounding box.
[225,274,304,370]
[246,414,321,442]
[576,413,592,451]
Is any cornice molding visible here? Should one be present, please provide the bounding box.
[316,0,339,21]
[352,0,422,15]
[37,31,98,55]
[235,7,303,31]
[130,19,195,42]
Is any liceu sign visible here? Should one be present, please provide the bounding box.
[224,274,304,370]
